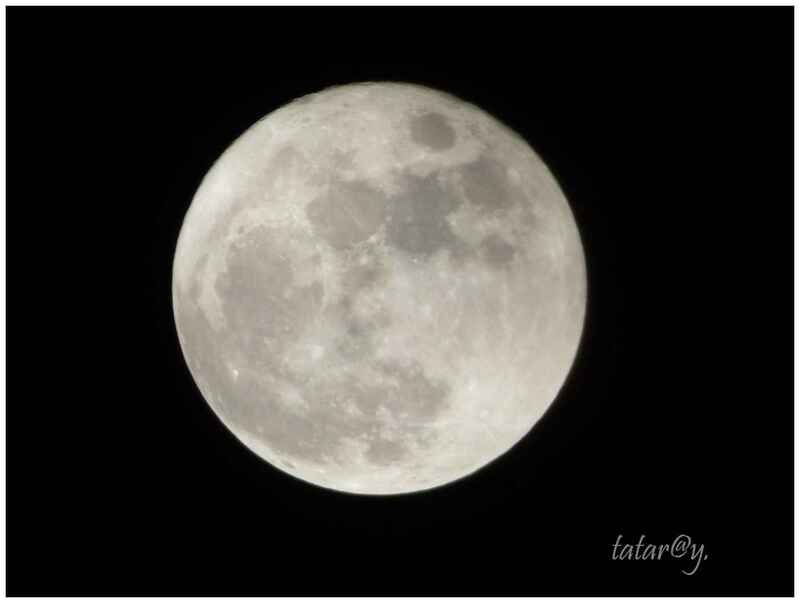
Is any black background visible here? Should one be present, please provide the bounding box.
[8,7,794,596]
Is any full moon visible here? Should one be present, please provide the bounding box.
[173,82,586,495]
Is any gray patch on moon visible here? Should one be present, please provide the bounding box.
[378,361,450,421]
[480,233,517,268]
[306,180,387,250]
[214,226,323,351]
[385,173,467,260]
[460,156,520,214]
[409,112,457,150]
[341,251,387,292]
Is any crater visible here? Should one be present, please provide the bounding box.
[409,112,456,151]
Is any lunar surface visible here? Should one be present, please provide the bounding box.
[173,82,586,495]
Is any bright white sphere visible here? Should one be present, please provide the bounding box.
[173,82,586,495]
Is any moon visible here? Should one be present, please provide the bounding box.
[172,82,586,495]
